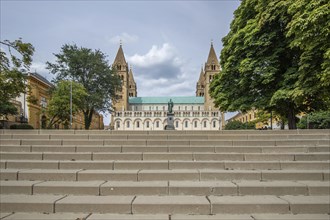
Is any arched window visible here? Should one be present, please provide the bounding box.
[175,121,179,128]
[137,121,140,128]
[185,121,188,128]
[156,121,159,128]
[146,121,150,128]
[127,121,130,128]
[116,121,120,128]
[204,121,207,128]
[213,121,216,128]
[194,121,197,128]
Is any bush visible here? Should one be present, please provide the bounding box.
[10,124,34,129]
[225,120,255,130]
[297,111,330,129]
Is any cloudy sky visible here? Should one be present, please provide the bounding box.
[1,0,241,125]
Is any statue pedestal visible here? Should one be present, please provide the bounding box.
[165,113,175,130]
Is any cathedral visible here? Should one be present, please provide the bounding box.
[111,43,224,130]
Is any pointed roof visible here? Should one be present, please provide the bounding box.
[206,42,219,65]
[114,44,126,64]
[198,66,205,83]
[128,66,136,84]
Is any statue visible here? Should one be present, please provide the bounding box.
[168,99,174,113]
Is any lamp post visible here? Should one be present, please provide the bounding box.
[70,79,72,129]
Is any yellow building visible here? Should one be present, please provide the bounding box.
[228,109,280,129]
[6,72,103,130]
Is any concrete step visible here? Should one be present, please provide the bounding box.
[1,194,329,215]
[1,180,329,196]
[2,160,330,170]
[1,145,329,154]
[2,169,328,181]
[171,214,330,220]
[3,152,328,161]
[2,132,329,140]
[1,213,329,220]
[208,195,330,214]
[1,138,329,147]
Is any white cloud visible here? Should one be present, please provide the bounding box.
[128,43,179,68]
[30,61,47,73]
[107,32,139,44]
[30,61,53,81]
[125,43,198,97]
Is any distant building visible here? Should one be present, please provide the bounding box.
[227,109,281,129]
[111,42,224,130]
[2,72,103,129]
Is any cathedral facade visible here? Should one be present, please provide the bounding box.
[111,43,224,130]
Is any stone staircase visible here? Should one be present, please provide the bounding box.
[0,129,329,220]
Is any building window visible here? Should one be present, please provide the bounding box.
[194,121,197,128]
[137,121,140,128]
[156,121,159,128]
[213,121,216,128]
[185,106,187,111]
[163,106,165,111]
[40,97,47,108]
[178,106,180,110]
[204,121,207,128]
[191,106,193,111]
[127,121,130,128]
[175,121,178,128]
[146,121,150,128]
[198,106,200,111]
[156,106,158,111]
[185,121,188,128]
[116,121,120,128]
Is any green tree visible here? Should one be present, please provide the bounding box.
[46,80,87,129]
[297,111,330,129]
[210,0,329,129]
[0,39,34,119]
[46,44,121,129]
[225,120,255,130]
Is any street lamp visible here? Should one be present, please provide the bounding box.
[70,79,72,129]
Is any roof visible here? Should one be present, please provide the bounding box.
[206,43,219,65]
[129,96,204,104]
[29,72,53,87]
[113,45,126,64]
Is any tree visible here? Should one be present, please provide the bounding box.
[46,80,87,129]
[0,39,34,119]
[210,0,329,129]
[297,111,330,129]
[46,44,121,129]
[225,120,255,130]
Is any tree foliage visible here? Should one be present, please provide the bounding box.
[0,39,34,119]
[225,120,255,130]
[46,44,121,129]
[46,80,87,129]
[210,0,330,129]
[297,111,330,129]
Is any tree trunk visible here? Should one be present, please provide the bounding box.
[287,108,297,130]
[83,108,94,130]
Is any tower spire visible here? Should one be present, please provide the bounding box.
[206,41,219,65]
[113,43,126,65]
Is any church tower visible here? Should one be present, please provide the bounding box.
[128,66,137,97]
[113,43,129,111]
[204,41,220,111]
[196,66,205,97]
